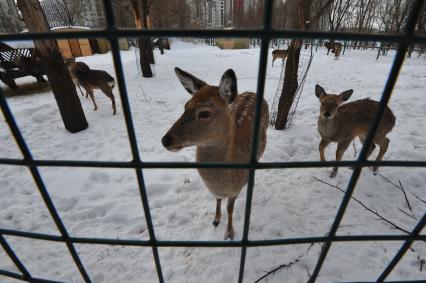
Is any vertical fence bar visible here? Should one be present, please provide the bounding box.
[101,1,164,282]
[0,90,91,282]
[0,234,31,280]
[376,213,426,282]
[306,1,424,282]
[238,1,273,282]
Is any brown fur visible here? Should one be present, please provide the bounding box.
[315,85,395,177]
[271,49,289,67]
[68,62,91,97]
[324,41,342,56]
[334,44,342,60]
[162,68,269,240]
[72,67,116,115]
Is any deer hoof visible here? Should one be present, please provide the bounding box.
[372,167,378,175]
[224,227,234,240]
[330,170,337,178]
[212,220,220,227]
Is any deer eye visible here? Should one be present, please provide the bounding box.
[198,111,211,119]
[334,104,338,107]
[321,103,325,106]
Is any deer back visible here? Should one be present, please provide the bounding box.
[74,69,115,91]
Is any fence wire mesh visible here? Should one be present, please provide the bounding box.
[0,0,425,282]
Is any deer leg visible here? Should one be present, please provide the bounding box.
[272,57,275,67]
[224,197,236,240]
[102,89,116,115]
[373,137,389,174]
[77,84,85,97]
[359,135,376,160]
[88,90,97,111]
[212,199,222,227]
[319,138,331,162]
[331,140,351,178]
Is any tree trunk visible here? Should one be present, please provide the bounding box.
[132,0,154,77]
[17,0,88,133]
[275,0,312,130]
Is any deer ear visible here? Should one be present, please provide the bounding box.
[174,67,207,95]
[339,89,353,101]
[315,84,326,98]
[219,69,238,104]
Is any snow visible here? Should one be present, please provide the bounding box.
[1,40,425,283]
[1,40,35,49]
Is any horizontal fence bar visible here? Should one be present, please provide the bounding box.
[0,29,425,44]
[1,158,426,169]
[1,229,425,247]
[0,269,64,283]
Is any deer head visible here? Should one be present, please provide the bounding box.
[315,84,353,119]
[162,67,238,151]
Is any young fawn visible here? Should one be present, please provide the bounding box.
[162,68,269,240]
[271,49,289,67]
[324,41,342,56]
[72,66,117,115]
[68,62,91,97]
[315,85,395,177]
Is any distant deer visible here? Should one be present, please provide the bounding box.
[324,41,342,55]
[315,85,395,177]
[68,62,91,97]
[72,67,117,115]
[162,67,269,240]
[334,44,342,60]
[271,49,289,67]
[13,56,47,83]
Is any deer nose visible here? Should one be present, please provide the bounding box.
[323,112,331,118]
[161,134,173,148]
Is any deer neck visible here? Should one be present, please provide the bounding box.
[318,115,338,139]
[196,115,235,163]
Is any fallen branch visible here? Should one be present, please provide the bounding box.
[254,243,315,283]
[313,177,412,234]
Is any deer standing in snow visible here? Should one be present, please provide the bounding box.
[271,49,289,67]
[71,66,117,115]
[315,85,395,177]
[162,68,269,240]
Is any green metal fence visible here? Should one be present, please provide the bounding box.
[0,0,425,282]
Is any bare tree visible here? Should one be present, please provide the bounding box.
[17,0,88,133]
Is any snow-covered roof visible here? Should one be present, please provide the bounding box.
[1,40,35,49]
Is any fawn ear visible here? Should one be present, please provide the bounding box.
[315,84,326,98]
[339,89,353,101]
[174,67,207,95]
[219,69,238,104]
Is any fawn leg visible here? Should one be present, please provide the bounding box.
[331,140,351,178]
[77,84,85,97]
[102,89,116,115]
[359,135,376,160]
[224,197,236,240]
[212,199,222,227]
[88,90,97,111]
[319,138,330,162]
[373,137,389,174]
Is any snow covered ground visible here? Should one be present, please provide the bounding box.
[0,40,425,283]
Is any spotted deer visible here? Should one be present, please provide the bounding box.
[315,85,395,177]
[161,68,269,240]
[271,49,289,67]
[68,62,91,97]
[72,67,116,115]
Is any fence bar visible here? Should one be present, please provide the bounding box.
[1,227,425,247]
[0,234,31,280]
[1,158,426,169]
[376,213,426,282]
[0,269,64,283]
[0,90,91,282]
[306,1,425,282]
[0,29,425,44]
[100,0,164,282]
[238,1,274,282]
